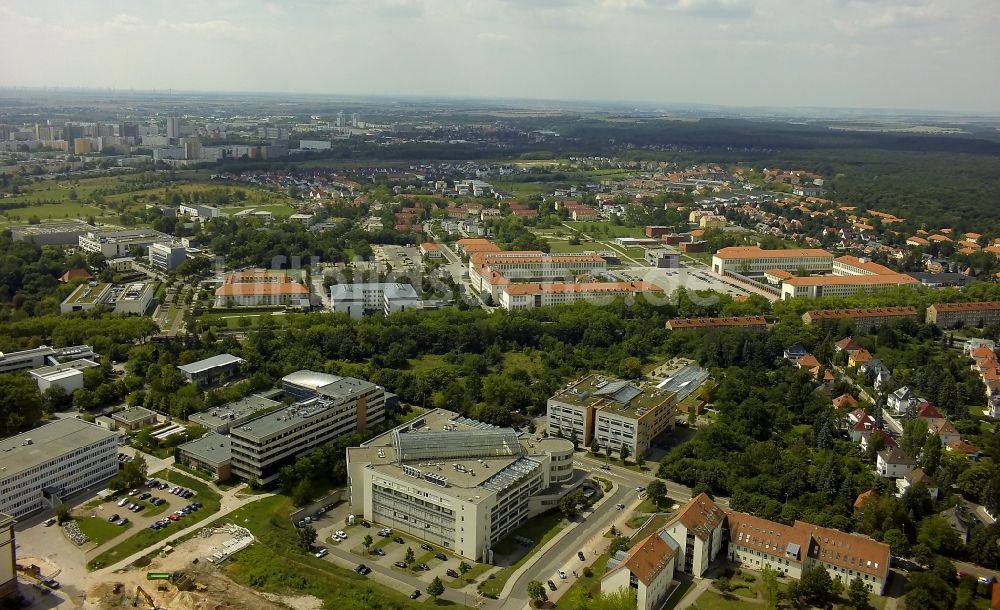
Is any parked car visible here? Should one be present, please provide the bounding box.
[138,492,151,500]
[393,537,404,544]
[360,520,371,528]
[578,551,586,561]
[416,563,429,571]
[558,570,566,580]
[409,590,421,599]
[371,548,386,556]
[117,498,128,507]
[394,561,408,569]
[355,564,369,574]
[547,580,557,591]
[313,548,328,558]
[420,543,433,552]
[446,569,459,578]
[435,553,447,561]
[43,518,57,527]
[109,514,120,523]
[615,503,625,510]
[118,518,129,526]
[42,579,60,589]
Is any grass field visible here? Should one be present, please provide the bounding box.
[75,515,132,546]
[87,470,221,570]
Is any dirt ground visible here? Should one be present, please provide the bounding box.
[79,527,322,610]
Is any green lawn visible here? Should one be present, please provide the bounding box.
[74,515,132,545]
[444,562,492,589]
[687,590,762,610]
[221,495,462,610]
[87,470,221,570]
[561,222,645,239]
[407,354,450,374]
[502,351,545,375]
[479,511,566,598]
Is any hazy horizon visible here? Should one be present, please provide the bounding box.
[2,0,998,114]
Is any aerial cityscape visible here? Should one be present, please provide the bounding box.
[1,2,999,610]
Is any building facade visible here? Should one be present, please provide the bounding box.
[347,409,577,561]
[711,247,833,276]
[0,513,13,599]
[802,307,919,332]
[926,301,1000,329]
[148,242,187,271]
[547,374,677,458]
[500,281,661,311]
[78,229,172,258]
[177,354,245,388]
[230,376,389,485]
[666,316,768,331]
[214,271,310,307]
[780,274,918,300]
[329,283,420,318]
[0,419,118,518]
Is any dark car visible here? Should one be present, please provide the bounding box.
[446,569,459,578]
[42,579,60,590]
[409,590,421,600]
[371,548,386,556]
[420,543,433,552]
[547,580,557,591]
[394,561,408,569]
[355,564,368,574]
[578,551,586,561]
[138,492,151,500]
[416,563,429,571]
[393,537,404,544]
[118,518,129,526]
[360,520,371,528]
[109,514,120,522]
[435,553,447,561]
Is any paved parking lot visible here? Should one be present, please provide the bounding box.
[375,245,422,274]
[616,265,752,302]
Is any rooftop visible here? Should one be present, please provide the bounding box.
[784,274,918,287]
[667,316,767,329]
[188,394,281,429]
[0,418,117,477]
[552,374,675,418]
[178,354,245,375]
[111,406,157,425]
[805,307,918,319]
[230,395,344,442]
[349,409,573,504]
[834,255,898,275]
[930,301,1000,312]
[177,432,231,466]
[715,246,832,260]
[504,281,661,296]
[29,358,99,380]
[282,370,342,391]
[64,283,110,305]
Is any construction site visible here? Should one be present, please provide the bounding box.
[18,523,320,610]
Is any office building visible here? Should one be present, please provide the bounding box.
[712,247,834,276]
[9,221,96,246]
[78,229,172,258]
[231,375,389,485]
[644,248,680,268]
[60,282,155,315]
[346,409,577,561]
[547,374,677,458]
[299,140,332,151]
[0,418,118,518]
[0,512,13,599]
[28,358,99,394]
[214,271,310,307]
[178,204,220,219]
[176,433,232,482]
[666,316,768,331]
[177,354,245,388]
[188,394,281,434]
[110,406,158,433]
[926,301,1000,329]
[780,274,918,300]
[832,256,898,277]
[0,345,95,375]
[330,283,420,318]
[802,307,919,332]
[500,282,661,311]
[148,242,187,271]
[469,251,608,301]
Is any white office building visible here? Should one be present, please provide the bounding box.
[0,345,95,375]
[330,283,420,318]
[78,229,172,258]
[347,409,578,561]
[0,418,118,518]
[230,375,389,485]
[28,358,100,394]
[148,242,187,271]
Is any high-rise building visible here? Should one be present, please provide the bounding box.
[335,112,345,128]
[351,113,360,128]
[166,116,181,139]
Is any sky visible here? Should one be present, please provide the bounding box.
[1,0,998,113]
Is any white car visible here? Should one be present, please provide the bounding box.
[335,530,347,539]
[117,498,128,507]
[558,570,566,580]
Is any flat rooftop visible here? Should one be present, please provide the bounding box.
[316,375,380,400]
[0,418,117,477]
[551,374,675,417]
[178,433,231,465]
[350,409,572,503]
[29,358,99,379]
[112,406,157,425]
[178,353,245,375]
[188,394,281,429]
[231,395,339,442]
[655,365,710,402]
[64,283,110,305]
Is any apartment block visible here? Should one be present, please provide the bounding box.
[178,354,245,388]
[780,274,918,300]
[329,283,420,318]
[214,271,310,307]
[346,409,577,561]
[500,281,662,311]
[926,301,1000,329]
[0,418,118,518]
[148,242,188,271]
[547,374,677,458]
[802,307,919,332]
[666,316,768,331]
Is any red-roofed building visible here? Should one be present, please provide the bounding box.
[601,533,677,610]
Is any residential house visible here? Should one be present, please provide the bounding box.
[888,387,919,416]
[835,338,862,353]
[860,429,897,454]
[834,395,860,410]
[849,349,873,368]
[661,493,726,578]
[850,415,878,443]
[601,533,678,610]
[897,468,939,499]
[783,344,808,362]
[938,505,974,544]
[876,448,917,479]
[927,419,962,446]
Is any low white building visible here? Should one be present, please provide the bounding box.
[28,358,100,394]
[329,283,420,318]
[876,448,917,479]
